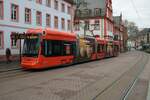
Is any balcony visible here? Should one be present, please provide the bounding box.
[75,8,105,19]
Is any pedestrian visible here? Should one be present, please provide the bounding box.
[5,48,12,64]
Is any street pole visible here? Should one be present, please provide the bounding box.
[19,39,22,64]
[147,33,149,44]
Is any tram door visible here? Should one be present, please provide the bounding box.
[106,42,113,57]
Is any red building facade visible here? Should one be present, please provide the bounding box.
[74,0,128,52]
[75,0,114,40]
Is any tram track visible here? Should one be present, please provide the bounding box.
[0,51,148,100]
[0,54,120,82]
[93,52,149,100]
[0,68,22,73]
[121,53,149,100]
[0,68,31,82]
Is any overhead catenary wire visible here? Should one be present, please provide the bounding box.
[130,0,144,26]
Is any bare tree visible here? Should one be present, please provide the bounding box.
[124,20,139,37]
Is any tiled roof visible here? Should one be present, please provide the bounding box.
[140,28,150,35]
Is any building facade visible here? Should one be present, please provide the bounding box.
[135,28,150,47]
[113,15,128,52]
[74,0,114,41]
[0,0,74,61]
[74,0,128,52]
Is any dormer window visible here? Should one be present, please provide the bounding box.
[94,8,101,16]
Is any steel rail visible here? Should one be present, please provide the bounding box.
[122,53,149,100]
[0,68,21,73]
[92,52,149,100]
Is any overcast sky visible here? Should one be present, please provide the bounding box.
[112,0,150,28]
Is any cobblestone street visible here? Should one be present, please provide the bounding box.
[0,0,150,99]
[0,51,149,100]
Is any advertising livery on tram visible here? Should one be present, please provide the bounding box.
[11,28,120,69]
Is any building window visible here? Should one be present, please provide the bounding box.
[54,16,58,29]
[107,21,113,32]
[61,18,65,30]
[94,8,101,16]
[83,9,91,16]
[25,8,31,24]
[74,21,80,31]
[36,11,42,26]
[46,0,51,7]
[36,0,42,4]
[0,31,4,49]
[54,0,58,10]
[11,4,19,22]
[67,6,71,14]
[95,20,100,30]
[61,3,65,12]
[46,14,51,27]
[85,20,89,30]
[0,1,4,20]
[11,32,19,49]
[67,20,71,31]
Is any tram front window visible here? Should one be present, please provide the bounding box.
[23,37,40,57]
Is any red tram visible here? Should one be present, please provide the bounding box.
[19,28,120,69]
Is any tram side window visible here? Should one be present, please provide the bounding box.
[97,44,101,52]
[107,45,109,53]
[63,44,71,55]
[42,40,75,57]
[72,42,76,56]
[42,40,62,56]
[103,45,107,52]
[98,44,104,53]
[100,45,103,52]
[42,40,52,56]
[51,41,62,56]
[63,42,74,56]
[101,44,104,52]
[117,45,119,51]
[114,45,116,52]
[93,44,96,53]
[114,45,118,52]
[47,40,52,56]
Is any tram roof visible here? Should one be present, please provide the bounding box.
[27,28,77,41]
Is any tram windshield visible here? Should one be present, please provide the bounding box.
[22,35,40,57]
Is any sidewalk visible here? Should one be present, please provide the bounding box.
[0,61,20,72]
